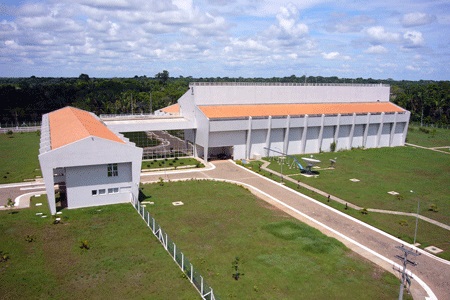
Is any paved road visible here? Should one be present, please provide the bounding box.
[142,160,450,300]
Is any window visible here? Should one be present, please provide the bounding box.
[99,189,106,195]
[107,163,118,177]
[92,190,98,196]
[108,187,119,194]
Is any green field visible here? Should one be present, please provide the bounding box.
[141,180,403,299]
[0,197,198,299]
[142,157,203,170]
[122,131,160,148]
[0,132,41,184]
[406,126,450,148]
[263,146,450,226]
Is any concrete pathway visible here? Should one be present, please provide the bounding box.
[141,160,450,300]
[406,143,450,155]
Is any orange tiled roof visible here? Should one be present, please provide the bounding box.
[161,103,180,114]
[49,107,125,149]
[199,102,405,119]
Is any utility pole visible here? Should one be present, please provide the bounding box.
[149,91,153,114]
[394,245,420,300]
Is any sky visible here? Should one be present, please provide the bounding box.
[0,0,449,80]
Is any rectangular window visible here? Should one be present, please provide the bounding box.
[107,163,118,177]
[92,190,97,196]
[108,187,119,194]
[99,189,106,195]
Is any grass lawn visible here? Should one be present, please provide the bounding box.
[141,180,404,299]
[142,157,203,170]
[122,131,160,148]
[263,146,450,226]
[0,196,198,300]
[0,132,41,184]
[406,126,450,147]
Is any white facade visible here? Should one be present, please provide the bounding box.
[176,83,410,161]
[39,109,143,215]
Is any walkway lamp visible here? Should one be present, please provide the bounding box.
[410,190,420,245]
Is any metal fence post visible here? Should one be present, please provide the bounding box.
[147,211,150,226]
[201,275,204,295]
[181,252,184,271]
[165,233,168,250]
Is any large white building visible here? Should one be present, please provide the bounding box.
[39,83,410,213]
[39,107,142,215]
[163,82,410,160]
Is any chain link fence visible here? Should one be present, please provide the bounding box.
[131,196,218,300]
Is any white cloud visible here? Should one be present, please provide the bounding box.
[366,26,400,44]
[321,52,350,60]
[403,30,424,48]
[364,45,388,54]
[268,4,308,40]
[401,12,436,27]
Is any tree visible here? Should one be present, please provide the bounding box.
[78,73,90,81]
[155,70,169,85]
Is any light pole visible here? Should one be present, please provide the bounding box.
[410,190,420,245]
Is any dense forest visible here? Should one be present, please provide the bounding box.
[0,71,448,126]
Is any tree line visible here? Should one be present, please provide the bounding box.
[0,72,448,126]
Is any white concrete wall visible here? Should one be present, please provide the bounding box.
[39,137,142,214]
[286,128,302,155]
[189,84,390,105]
[352,124,365,148]
[304,126,320,153]
[321,126,335,152]
[66,163,133,209]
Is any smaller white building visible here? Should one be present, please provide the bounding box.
[39,107,142,215]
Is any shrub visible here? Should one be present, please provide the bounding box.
[360,208,368,215]
[6,130,13,135]
[398,220,408,226]
[80,240,90,250]
[330,141,336,152]
[0,250,10,262]
[25,235,35,242]
[428,204,438,212]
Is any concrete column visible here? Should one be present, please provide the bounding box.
[376,112,385,148]
[317,114,325,152]
[348,113,356,149]
[42,167,56,215]
[301,115,308,154]
[363,113,370,148]
[389,112,398,146]
[246,117,252,160]
[265,116,272,156]
[283,115,290,154]
[402,111,411,145]
[334,114,341,150]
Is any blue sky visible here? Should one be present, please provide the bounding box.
[0,0,448,80]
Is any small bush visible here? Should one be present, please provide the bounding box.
[25,235,35,242]
[7,130,13,135]
[80,240,90,250]
[360,208,368,215]
[330,141,337,152]
[0,250,10,262]
[398,220,408,226]
[428,204,438,212]
[396,194,404,201]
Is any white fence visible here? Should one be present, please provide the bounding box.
[0,126,41,134]
[131,196,218,300]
